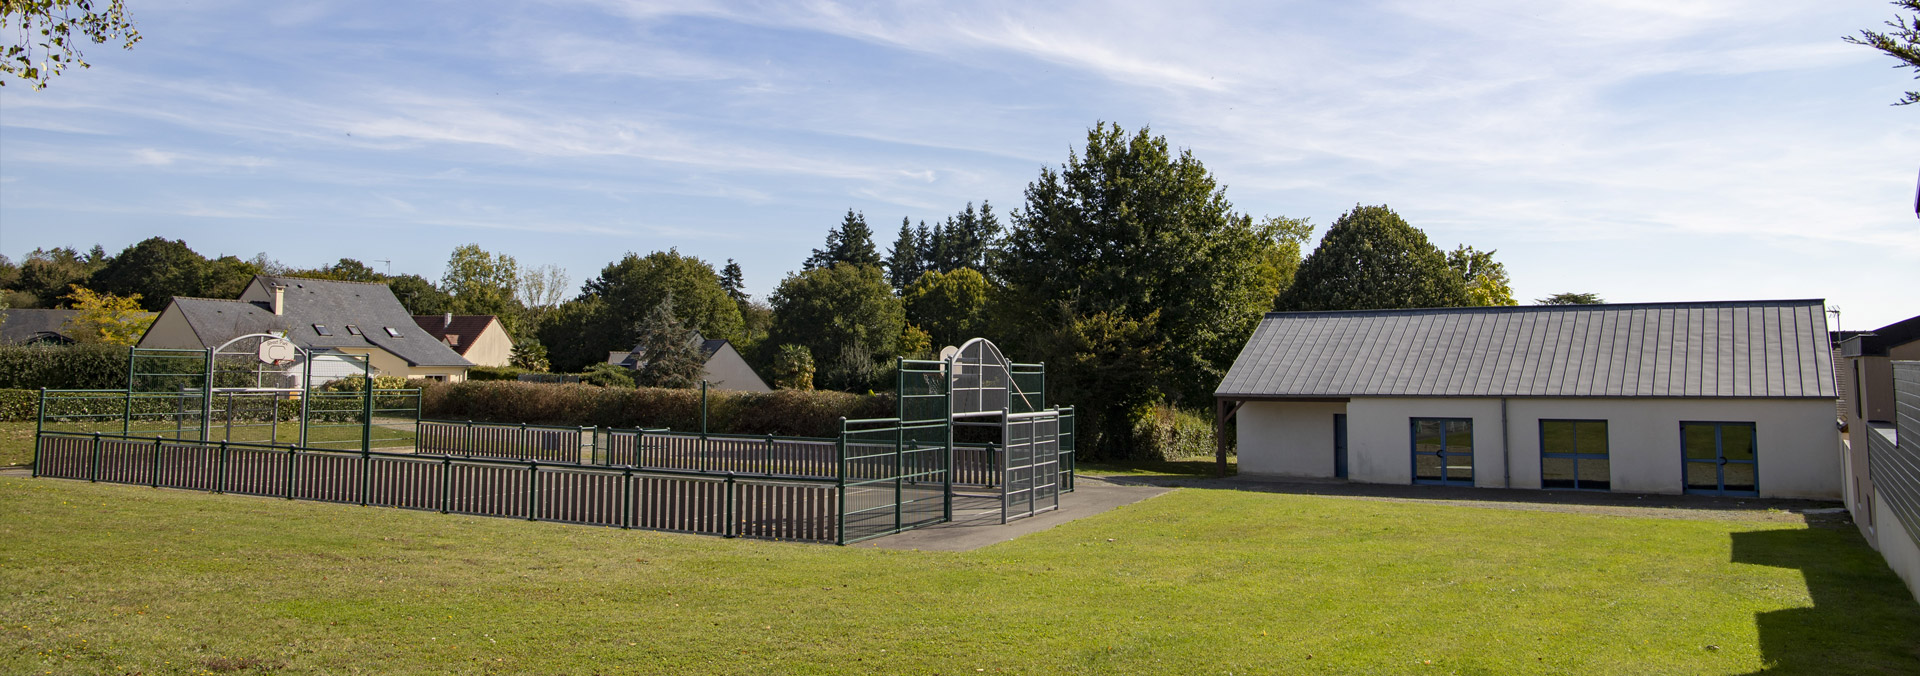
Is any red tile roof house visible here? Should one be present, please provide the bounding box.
[412,314,514,368]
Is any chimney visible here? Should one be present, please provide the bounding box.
[443,312,453,329]
[271,285,286,316]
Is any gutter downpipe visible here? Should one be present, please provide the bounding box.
[1500,397,1511,488]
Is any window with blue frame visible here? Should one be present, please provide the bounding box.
[1540,420,1609,490]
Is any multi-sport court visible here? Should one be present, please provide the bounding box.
[27,334,1075,545]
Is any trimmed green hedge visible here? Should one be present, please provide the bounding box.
[0,389,34,421]
[0,344,128,390]
[420,381,893,439]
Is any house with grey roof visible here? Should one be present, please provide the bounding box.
[606,333,770,392]
[0,308,83,344]
[1215,299,1841,499]
[138,275,473,382]
[413,314,515,368]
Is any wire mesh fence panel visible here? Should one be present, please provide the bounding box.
[1003,412,1061,522]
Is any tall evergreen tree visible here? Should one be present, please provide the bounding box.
[630,293,706,389]
[803,209,882,270]
[719,259,747,304]
[885,218,922,293]
[1275,205,1471,311]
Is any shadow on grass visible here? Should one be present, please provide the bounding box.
[1731,528,1920,674]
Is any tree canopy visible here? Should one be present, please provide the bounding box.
[994,122,1293,451]
[629,294,706,389]
[764,263,903,391]
[802,209,881,271]
[1,0,140,89]
[1847,0,1920,105]
[1537,292,1605,305]
[440,244,522,322]
[541,250,742,372]
[1275,205,1471,312]
[902,267,992,349]
[1447,245,1517,307]
[61,284,150,345]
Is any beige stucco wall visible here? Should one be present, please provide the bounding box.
[333,347,467,383]
[1871,491,1920,604]
[1238,396,1841,499]
[1237,401,1347,478]
[702,343,769,392]
[136,307,204,349]
[458,321,514,368]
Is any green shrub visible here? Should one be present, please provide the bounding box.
[0,344,129,390]
[467,366,527,381]
[0,389,35,421]
[579,364,635,388]
[1128,404,1221,462]
[420,380,893,438]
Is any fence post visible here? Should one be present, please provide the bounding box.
[466,420,476,456]
[298,356,312,447]
[216,441,229,494]
[440,456,451,514]
[361,375,375,453]
[527,462,539,521]
[943,363,953,523]
[835,417,847,546]
[223,392,234,442]
[620,467,633,529]
[123,350,137,436]
[90,432,102,482]
[359,447,370,506]
[286,446,297,500]
[764,435,774,474]
[894,418,904,533]
[151,437,163,488]
[577,426,587,464]
[200,349,214,442]
[724,473,737,538]
[31,388,45,478]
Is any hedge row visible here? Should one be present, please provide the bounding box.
[0,387,417,424]
[420,380,894,439]
[1126,404,1230,461]
[0,344,129,390]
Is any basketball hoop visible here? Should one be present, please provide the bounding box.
[257,338,298,366]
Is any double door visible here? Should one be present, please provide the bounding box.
[1412,418,1473,486]
[1682,422,1757,496]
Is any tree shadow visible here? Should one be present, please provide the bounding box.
[1730,528,1920,674]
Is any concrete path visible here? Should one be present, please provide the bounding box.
[856,476,1173,552]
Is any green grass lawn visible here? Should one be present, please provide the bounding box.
[0,421,417,467]
[4,477,1915,674]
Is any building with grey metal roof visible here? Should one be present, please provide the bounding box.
[138,276,473,381]
[1215,300,1842,500]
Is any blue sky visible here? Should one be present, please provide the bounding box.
[1,0,1916,328]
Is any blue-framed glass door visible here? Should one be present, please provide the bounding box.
[1333,414,1348,479]
[1682,422,1757,496]
[1412,418,1472,486]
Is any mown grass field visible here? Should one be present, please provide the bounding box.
[2,476,1916,675]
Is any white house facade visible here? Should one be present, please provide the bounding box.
[1217,300,1842,500]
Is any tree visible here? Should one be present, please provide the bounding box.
[61,284,151,345]
[509,341,550,372]
[295,258,382,282]
[87,237,208,311]
[770,344,815,390]
[719,259,747,304]
[12,246,103,307]
[902,267,993,348]
[802,209,881,270]
[884,218,922,293]
[386,274,451,315]
[543,250,742,372]
[994,122,1291,452]
[629,294,705,389]
[1537,292,1605,305]
[199,255,263,300]
[764,263,904,391]
[931,201,1000,272]
[1847,0,1920,105]
[516,263,570,311]
[1276,205,1471,312]
[440,244,521,321]
[1,0,140,89]
[1446,245,1517,307]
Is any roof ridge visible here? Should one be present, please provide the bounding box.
[260,274,391,287]
[168,296,258,304]
[1264,299,1826,319]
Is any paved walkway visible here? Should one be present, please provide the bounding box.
[856,476,1174,552]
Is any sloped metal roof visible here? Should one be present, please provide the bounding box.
[1217,300,1835,399]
